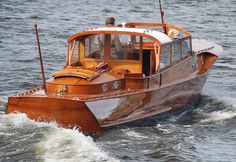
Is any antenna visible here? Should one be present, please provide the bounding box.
[158,0,167,34]
[34,24,47,93]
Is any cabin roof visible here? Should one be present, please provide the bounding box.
[89,27,172,44]
[67,27,172,44]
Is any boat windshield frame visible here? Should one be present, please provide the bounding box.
[66,24,192,73]
[66,29,163,69]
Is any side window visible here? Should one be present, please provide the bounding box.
[170,37,191,64]
[68,40,80,65]
[160,43,171,68]
[182,38,191,57]
[85,35,104,59]
[172,40,181,62]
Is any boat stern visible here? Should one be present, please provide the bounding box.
[6,95,101,133]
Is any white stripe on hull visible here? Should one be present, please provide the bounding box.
[85,98,121,121]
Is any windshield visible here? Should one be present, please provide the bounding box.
[85,34,104,59]
[84,34,154,61]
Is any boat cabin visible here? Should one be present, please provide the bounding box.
[66,23,192,75]
[47,23,194,96]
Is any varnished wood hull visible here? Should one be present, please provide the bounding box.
[6,70,208,133]
[6,96,101,133]
[94,71,207,127]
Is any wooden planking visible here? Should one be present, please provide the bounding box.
[101,71,208,128]
[109,62,142,74]
[6,96,101,133]
[52,68,99,79]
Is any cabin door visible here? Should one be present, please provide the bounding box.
[142,50,150,76]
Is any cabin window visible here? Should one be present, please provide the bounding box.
[172,40,181,62]
[85,35,104,59]
[160,37,191,68]
[110,34,147,61]
[83,34,155,62]
[160,43,171,68]
[143,36,153,42]
[182,38,191,57]
[68,40,80,66]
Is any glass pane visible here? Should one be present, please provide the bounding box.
[70,40,80,65]
[182,38,191,57]
[143,36,153,42]
[110,34,122,59]
[85,35,104,59]
[160,43,171,68]
[110,34,140,60]
[172,40,181,62]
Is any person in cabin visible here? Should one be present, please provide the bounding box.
[105,16,115,27]
[98,17,122,59]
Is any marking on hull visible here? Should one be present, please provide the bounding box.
[85,98,120,121]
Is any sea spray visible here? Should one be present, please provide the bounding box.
[33,127,119,162]
[0,113,118,162]
[200,110,236,123]
[193,97,236,124]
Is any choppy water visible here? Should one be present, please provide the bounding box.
[0,0,236,161]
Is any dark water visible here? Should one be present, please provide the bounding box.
[0,0,236,161]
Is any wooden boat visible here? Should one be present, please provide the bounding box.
[5,21,223,133]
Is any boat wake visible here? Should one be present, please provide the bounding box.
[33,127,119,162]
[0,113,118,162]
[156,96,236,125]
[199,110,236,123]
[193,97,236,124]
[0,98,7,111]
[125,130,149,139]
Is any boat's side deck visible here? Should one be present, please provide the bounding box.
[14,70,202,102]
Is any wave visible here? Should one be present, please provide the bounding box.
[34,128,119,162]
[194,96,236,124]
[0,98,7,111]
[200,110,236,123]
[125,130,148,139]
[0,113,119,162]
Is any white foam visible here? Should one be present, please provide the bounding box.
[0,113,33,127]
[200,110,236,123]
[221,97,236,108]
[197,97,236,124]
[0,113,119,162]
[34,128,119,162]
[125,130,148,139]
[155,124,173,134]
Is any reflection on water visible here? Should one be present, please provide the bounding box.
[0,0,236,161]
